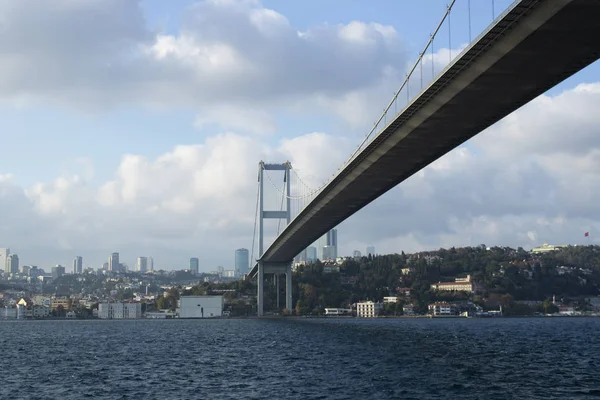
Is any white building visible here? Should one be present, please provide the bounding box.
[179,296,223,318]
[356,301,383,318]
[428,302,458,316]
[325,308,352,316]
[98,302,142,319]
[383,297,399,304]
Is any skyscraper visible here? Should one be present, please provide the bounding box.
[235,249,249,274]
[108,253,119,272]
[73,256,83,274]
[189,257,199,274]
[306,247,317,263]
[0,248,10,274]
[318,228,338,260]
[366,246,375,257]
[137,257,148,273]
[148,257,154,271]
[6,254,18,274]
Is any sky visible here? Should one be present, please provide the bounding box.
[1,0,599,272]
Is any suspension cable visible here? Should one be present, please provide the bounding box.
[448,3,451,64]
[343,0,455,167]
[276,173,286,236]
[250,179,260,263]
[468,0,472,42]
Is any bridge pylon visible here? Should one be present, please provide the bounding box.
[256,161,293,317]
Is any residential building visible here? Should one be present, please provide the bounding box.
[356,301,383,318]
[98,302,142,319]
[52,265,65,279]
[235,248,249,275]
[137,257,148,273]
[51,297,72,311]
[189,257,199,274]
[20,265,31,275]
[148,257,154,271]
[428,302,459,316]
[383,297,399,304]
[73,256,83,274]
[403,304,416,316]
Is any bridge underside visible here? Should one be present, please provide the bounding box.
[249,0,600,278]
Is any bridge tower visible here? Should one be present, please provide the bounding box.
[257,161,292,317]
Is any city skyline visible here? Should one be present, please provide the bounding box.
[0,0,599,268]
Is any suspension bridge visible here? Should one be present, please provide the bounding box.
[248,0,600,316]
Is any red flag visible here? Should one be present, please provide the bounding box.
[585,232,589,237]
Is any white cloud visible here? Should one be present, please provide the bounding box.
[0,0,407,133]
[0,0,599,270]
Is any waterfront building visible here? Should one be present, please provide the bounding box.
[189,257,199,274]
[403,304,416,316]
[428,302,458,316]
[356,301,383,318]
[73,256,83,274]
[235,248,249,275]
[179,296,223,318]
[98,302,142,319]
[324,308,352,316]
[383,297,399,304]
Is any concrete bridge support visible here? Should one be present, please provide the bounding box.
[257,261,292,317]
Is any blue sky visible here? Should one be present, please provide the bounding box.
[0,0,599,271]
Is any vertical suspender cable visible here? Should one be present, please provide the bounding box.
[468,0,472,42]
[448,4,451,63]
[492,0,495,20]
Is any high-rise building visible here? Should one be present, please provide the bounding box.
[108,253,119,272]
[137,257,148,273]
[306,247,317,263]
[190,257,199,274]
[73,256,83,274]
[318,228,338,260]
[52,265,65,279]
[235,248,249,274]
[0,248,10,274]
[366,246,375,257]
[6,254,18,274]
[148,257,154,271]
[322,246,336,260]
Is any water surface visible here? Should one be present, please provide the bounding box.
[1,317,599,399]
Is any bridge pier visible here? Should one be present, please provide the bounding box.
[256,261,292,317]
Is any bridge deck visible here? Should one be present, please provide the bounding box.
[251,0,600,273]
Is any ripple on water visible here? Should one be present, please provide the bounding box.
[1,318,600,399]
